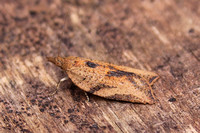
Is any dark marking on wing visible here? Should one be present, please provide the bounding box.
[105,94,139,102]
[168,97,176,102]
[108,65,116,70]
[127,77,137,86]
[147,90,155,101]
[89,84,115,93]
[106,94,132,101]
[86,61,99,68]
[89,86,101,94]
[149,76,158,84]
[105,94,153,104]
[106,70,136,77]
[127,76,149,90]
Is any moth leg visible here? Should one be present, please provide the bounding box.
[84,92,90,102]
[50,77,69,96]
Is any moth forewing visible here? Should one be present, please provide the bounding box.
[47,56,159,104]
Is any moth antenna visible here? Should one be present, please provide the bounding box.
[57,10,68,57]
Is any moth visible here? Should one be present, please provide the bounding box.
[47,56,159,104]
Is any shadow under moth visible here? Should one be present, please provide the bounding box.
[47,56,159,104]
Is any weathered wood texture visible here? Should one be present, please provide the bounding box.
[0,0,200,132]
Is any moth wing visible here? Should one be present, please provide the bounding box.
[67,70,155,104]
[64,58,157,104]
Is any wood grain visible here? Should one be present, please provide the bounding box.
[0,0,199,132]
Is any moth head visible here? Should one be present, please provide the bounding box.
[47,56,65,68]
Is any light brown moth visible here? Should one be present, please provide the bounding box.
[47,56,159,104]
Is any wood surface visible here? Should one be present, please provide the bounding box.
[0,0,200,132]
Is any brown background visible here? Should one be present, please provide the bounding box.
[0,0,200,133]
